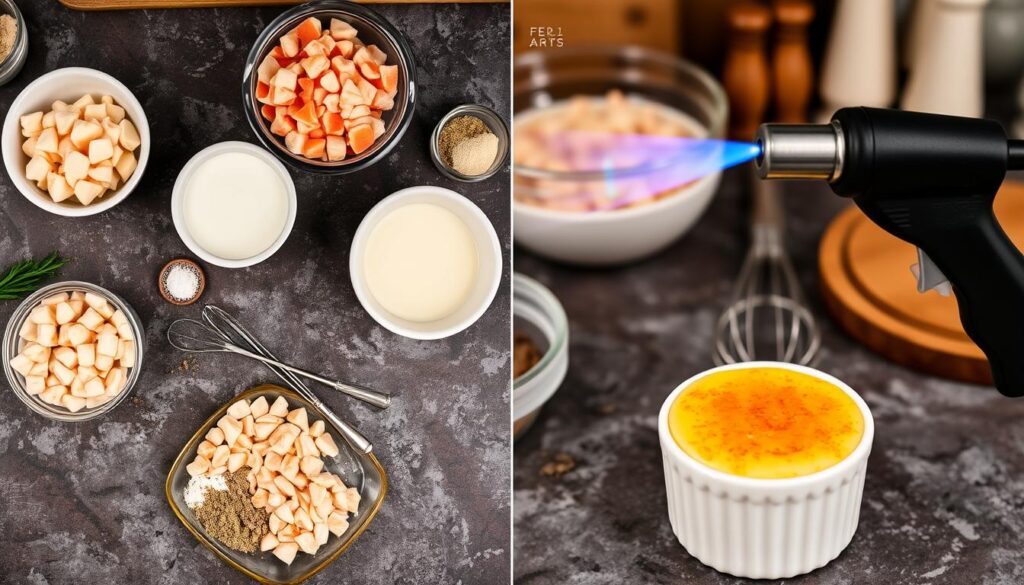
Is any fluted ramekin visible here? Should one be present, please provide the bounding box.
[658,361,874,579]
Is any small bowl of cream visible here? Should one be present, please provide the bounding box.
[171,141,296,268]
[350,185,502,340]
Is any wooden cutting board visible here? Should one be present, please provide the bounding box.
[819,181,1024,384]
[60,0,503,9]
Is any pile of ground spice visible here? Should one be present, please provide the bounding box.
[439,116,487,163]
[438,113,497,174]
[192,467,269,554]
[0,14,16,62]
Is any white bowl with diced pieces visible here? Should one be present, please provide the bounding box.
[1,67,150,217]
[2,281,144,421]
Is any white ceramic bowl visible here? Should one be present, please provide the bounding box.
[513,46,727,266]
[658,361,874,579]
[171,141,297,269]
[1,67,150,217]
[350,186,502,340]
[513,172,721,265]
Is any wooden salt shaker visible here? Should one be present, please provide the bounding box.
[772,0,815,123]
[818,0,896,119]
[901,0,989,117]
[723,2,771,141]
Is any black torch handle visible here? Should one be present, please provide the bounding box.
[855,195,1024,397]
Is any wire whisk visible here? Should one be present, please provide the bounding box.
[168,317,392,410]
[200,306,373,454]
[714,172,821,366]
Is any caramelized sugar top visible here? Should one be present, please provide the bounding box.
[669,368,864,479]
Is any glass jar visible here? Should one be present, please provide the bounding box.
[2,281,146,421]
[0,0,28,87]
[513,273,568,440]
[430,103,510,182]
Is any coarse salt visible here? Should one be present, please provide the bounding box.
[184,473,227,509]
[165,264,200,301]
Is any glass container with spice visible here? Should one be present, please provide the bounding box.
[0,0,27,87]
[513,273,569,440]
[430,104,509,182]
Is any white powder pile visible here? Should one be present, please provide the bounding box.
[165,263,200,301]
[184,473,227,509]
[451,132,498,176]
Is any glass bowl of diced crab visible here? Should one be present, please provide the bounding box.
[165,384,387,584]
[242,1,417,174]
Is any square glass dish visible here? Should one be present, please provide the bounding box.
[165,384,387,584]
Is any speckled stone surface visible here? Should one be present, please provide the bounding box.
[514,169,1024,585]
[0,2,510,584]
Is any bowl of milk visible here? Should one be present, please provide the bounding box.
[171,141,296,268]
[349,186,502,340]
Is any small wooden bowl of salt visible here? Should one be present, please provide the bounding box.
[159,259,205,306]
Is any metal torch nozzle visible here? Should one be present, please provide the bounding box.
[754,121,844,181]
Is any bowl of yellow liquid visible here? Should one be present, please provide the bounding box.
[658,362,873,579]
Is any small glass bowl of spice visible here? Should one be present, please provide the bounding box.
[0,0,27,87]
[430,104,509,182]
[513,273,568,441]
[159,259,206,306]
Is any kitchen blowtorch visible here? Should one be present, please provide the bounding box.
[756,107,1024,396]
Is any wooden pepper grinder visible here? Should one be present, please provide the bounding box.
[772,0,815,123]
[723,2,772,141]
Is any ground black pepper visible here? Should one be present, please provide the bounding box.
[439,115,488,167]
[192,468,269,554]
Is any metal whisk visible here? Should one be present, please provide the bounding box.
[167,318,392,409]
[201,306,373,454]
[713,171,821,365]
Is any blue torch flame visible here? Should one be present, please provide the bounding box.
[529,132,763,210]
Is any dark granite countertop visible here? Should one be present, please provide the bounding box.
[513,169,1024,584]
[0,2,510,584]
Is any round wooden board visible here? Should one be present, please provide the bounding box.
[819,181,1024,384]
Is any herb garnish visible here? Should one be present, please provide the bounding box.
[0,253,68,300]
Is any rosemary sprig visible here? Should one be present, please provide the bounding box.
[0,253,69,300]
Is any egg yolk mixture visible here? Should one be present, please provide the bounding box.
[668,368,864,479]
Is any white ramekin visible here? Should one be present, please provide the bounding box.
[171,141,297,269]
[350,186,502,340]
[1,67,151,217]
[658,361,874,579]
